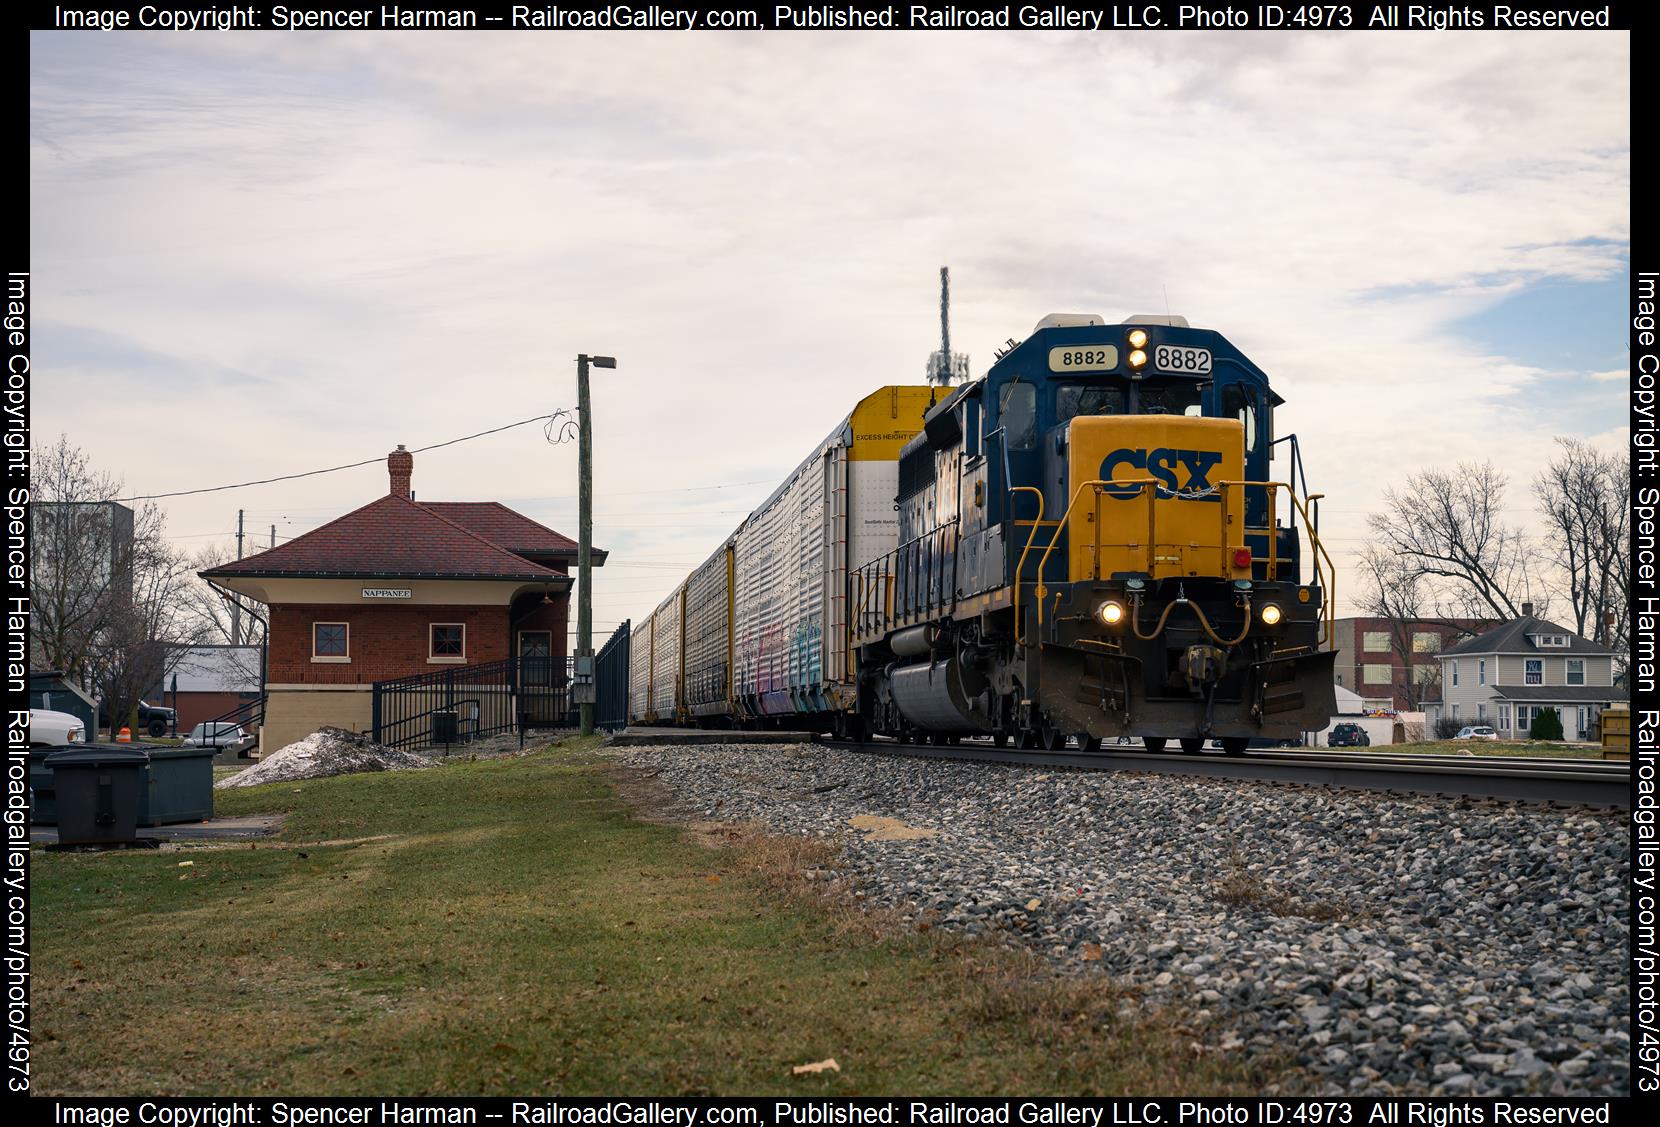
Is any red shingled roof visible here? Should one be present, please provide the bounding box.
[203,494,567,581]
[419,502,580,555]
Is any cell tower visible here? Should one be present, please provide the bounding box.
[926,266,969,385]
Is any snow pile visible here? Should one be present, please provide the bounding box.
[215,726,433,789]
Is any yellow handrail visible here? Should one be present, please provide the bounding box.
[1031,477,1337,648]
[1010,486,1046,644]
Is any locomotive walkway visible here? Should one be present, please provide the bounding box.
[837,738,1631,808]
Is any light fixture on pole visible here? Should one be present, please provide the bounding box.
[574,353,615,735]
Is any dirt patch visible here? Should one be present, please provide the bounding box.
[848,814,937,841]
[215,728,432,789]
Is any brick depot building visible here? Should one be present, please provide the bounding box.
[203,447,601,753]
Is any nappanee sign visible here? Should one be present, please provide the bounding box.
[362,588,413,599]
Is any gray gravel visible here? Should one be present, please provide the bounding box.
[615,739,1629,1096]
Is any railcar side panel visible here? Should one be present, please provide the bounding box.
[684,542,733,716]
[735,448,829,715]
[648,588,683,721]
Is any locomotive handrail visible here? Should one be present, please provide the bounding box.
[1010,485,1046,645]
[1032,476,1337,649]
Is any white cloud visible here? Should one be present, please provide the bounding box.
[29,29,1630,623]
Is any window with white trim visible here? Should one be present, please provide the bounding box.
[1566,659,1584,686]
[1525,659,1542,685]
[1478,659,1486,685]
[1451,661,1459,687]
[312,622,348,661]
[1477,703,1487,721]
[1498,703,1511,732]
[430,623,465,660]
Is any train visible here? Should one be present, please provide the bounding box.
[626,312,1337,753]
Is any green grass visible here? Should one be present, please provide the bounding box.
[31,738,1275,1096]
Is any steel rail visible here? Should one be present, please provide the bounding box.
[832,738,1630,809]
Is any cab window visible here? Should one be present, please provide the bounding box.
[1056,384,1126,423]
[1222,384,1258,454]
[1139,381,1204,417]
[998,382,1036,450]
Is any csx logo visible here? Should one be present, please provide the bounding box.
[1100,447,1223,501]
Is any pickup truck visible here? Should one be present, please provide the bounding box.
[30,708,86,746]
[98,700,177,738]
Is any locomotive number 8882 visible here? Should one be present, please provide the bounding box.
[627,312,1337,754]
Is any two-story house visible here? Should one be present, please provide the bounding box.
[1423,610,1623,740]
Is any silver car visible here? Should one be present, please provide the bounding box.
[183,722,257,757]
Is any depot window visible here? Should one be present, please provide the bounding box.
[430,624,465,662]
[312,622,349,662]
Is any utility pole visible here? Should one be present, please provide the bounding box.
[232,509,244,646]
[575,353,615,735]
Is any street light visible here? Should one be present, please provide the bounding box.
[575,353,615,735]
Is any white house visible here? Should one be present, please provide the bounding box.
[1422,613,1623,740]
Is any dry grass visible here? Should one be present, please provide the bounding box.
[32,738,1284,1096]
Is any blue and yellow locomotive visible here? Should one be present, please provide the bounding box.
[849,313,1337,753]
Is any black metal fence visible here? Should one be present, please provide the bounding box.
[594,620,631,731]
[371,656,574,749]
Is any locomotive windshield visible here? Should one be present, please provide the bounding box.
[1136,380,1204,416]
[1056,384,1127,422]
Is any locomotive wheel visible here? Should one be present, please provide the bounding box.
[1220,737,1249,756]
[1077,735,1101,753]
[1038,718,1066,751]
[991,732,1008,748]
[1179,737,1205,755]
[1017,729,1039,750]
[1143,737,1168,753]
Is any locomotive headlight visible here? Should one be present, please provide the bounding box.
[1098,601,1125,626]
[1259,603,1283,626]
[1128,349,1148,369]
[1127,329,1149,349]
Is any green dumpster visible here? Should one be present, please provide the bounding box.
[140,745,216,825]
[47,746,148,845]
[29,745,58,824]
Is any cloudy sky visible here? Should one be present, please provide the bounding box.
[30,29,1629,637]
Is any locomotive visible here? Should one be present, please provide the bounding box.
[628,313,1336,753]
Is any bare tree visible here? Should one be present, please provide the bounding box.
[29,437,130,678]
[1367,461,1543,621]
[1534,439,1629,663]
[173,542,265,686]
[29,437,204,729]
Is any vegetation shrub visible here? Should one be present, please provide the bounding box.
[1529,707,1564,740]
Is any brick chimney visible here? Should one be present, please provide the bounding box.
[389,445,413,498]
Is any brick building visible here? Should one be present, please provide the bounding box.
[203,447,600,753]
[1330,615,1498,711]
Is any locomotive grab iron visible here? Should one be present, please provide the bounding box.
[629,312,1337,754]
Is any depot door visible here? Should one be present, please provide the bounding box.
[519,631,553,687]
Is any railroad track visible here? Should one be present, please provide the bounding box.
[834,737,1631,808]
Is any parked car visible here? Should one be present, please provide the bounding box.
[97,700,176,738]
[1454,725,1499,741]
[1328,722,1371,748]
[182,722,257,758]
[29,708,86,746]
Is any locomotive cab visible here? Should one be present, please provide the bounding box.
[851,312,1337,753]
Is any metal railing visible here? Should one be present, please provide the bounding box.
[371,656,574,749]
[1022,477,1336,647]
[852,520,960,641]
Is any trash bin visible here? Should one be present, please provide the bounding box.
[140,746,216,825]
[29,746,58,825]
[46,746,149,845]
[432,710,459,745]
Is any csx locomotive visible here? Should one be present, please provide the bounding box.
[628,313,1336,753]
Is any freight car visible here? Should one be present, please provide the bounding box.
[629,313,1337,753]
